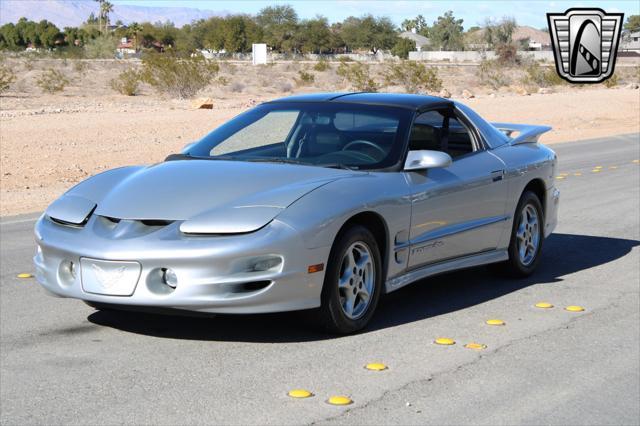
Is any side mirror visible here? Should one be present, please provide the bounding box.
[404,150,452,171]
[181,142,196,154]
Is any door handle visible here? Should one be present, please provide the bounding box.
[491,170,504,182]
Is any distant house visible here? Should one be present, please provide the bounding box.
[465,26,551,51]
[620,31,640,54]
[399,30,430,52]
[117,37,136,55]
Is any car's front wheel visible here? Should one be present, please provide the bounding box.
[315,225,382,334]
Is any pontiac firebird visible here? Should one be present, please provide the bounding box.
[34,93,559,334]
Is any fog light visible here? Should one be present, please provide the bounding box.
[249,257,282,272]
[162,268,178,288]
[62,260,76,279]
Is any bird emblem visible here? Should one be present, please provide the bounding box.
[91,263,126,289]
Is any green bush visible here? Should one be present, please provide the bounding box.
[0,64,16,94]
[384,61,442,93]
[337,61,378,92]
[296,70,315,86]
[110,68,141,96]
[313,58,331,71]
[521,62,563,87]
[477,59,510,90]
[391,38,416,60]
[141,53,219,99]
[84,36,117,59]
[36,68,69,93]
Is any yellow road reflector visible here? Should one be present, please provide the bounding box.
[365,363,388,371]
[288,389,313,398]
[486,319,505,326]
[327,396,353,405]
[594,166,603,169]
[633,159,639,164]
[464,343,487,350]
[609,166,617,169]
[573,172,582,176]
[434,337,456,345]
[565,305,585,312]
[591,169,601,173]
[17,273,33,278]
[559,172,569,176]
[556,176,565,180]
[535,302,554,309]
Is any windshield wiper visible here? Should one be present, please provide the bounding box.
[245,158,305,165]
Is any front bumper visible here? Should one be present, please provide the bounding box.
[34,215,329,314]
[544,186,560,237]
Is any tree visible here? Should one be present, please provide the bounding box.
[483,17,516,47]
[128,22,142,50]
[391,37,416,59]
[483,17,518,63]
[36,20,63,49]
[340,15,397,54]
[400,15,428,36]
[100,1,114,33]
[624,15,640,32]
[0,23,21,50]
[430,11,464,51]
[296,16,332,54]
[256,5,298,52]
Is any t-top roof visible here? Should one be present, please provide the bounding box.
[267,92,453,110]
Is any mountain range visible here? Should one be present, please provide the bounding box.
[0,0,226,28]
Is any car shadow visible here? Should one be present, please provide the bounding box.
[87,233,638,343]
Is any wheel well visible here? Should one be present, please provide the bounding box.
[340,212,389,276]
[523,179,546,215]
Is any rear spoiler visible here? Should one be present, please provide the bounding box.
[491,122,552,145]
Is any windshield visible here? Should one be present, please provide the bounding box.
[186,102,413,170]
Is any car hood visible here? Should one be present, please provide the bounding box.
[79,160,353,231]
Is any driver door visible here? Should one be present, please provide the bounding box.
[405,108,508,268]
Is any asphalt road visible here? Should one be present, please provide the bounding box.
[1,134,639,425]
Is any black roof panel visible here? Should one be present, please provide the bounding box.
[267,92,453,110]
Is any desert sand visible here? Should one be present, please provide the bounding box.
[1,59,638,216]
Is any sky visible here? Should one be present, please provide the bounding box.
[111,0,639,29]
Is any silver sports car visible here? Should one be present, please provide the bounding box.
[34,93,559,333]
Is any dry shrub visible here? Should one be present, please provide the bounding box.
[521,62,564,88]
[36,68,69,93]
[141,53,219,99]
[0,64,16,94]
[337,61,378,92]
[384,61,442,93]
[477,59,511,90]
[230,82,244,92]
[110,68,141,96]
[73,60,88,75]
[603,73,619,88]
[295,70,315,86]
[313,59,331,71]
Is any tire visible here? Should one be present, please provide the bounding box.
[495,190,545,277]
[314,225,383,334]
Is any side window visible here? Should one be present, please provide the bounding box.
[409,109,476,158]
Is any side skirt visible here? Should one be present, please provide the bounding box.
[385,249,509,293]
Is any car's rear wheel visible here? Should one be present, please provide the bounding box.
[314,225,382,334]
[496,190,544,277]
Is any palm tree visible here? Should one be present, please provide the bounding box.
[93,0,103,34]
[100,1,114,33]
[129,22,141,51]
